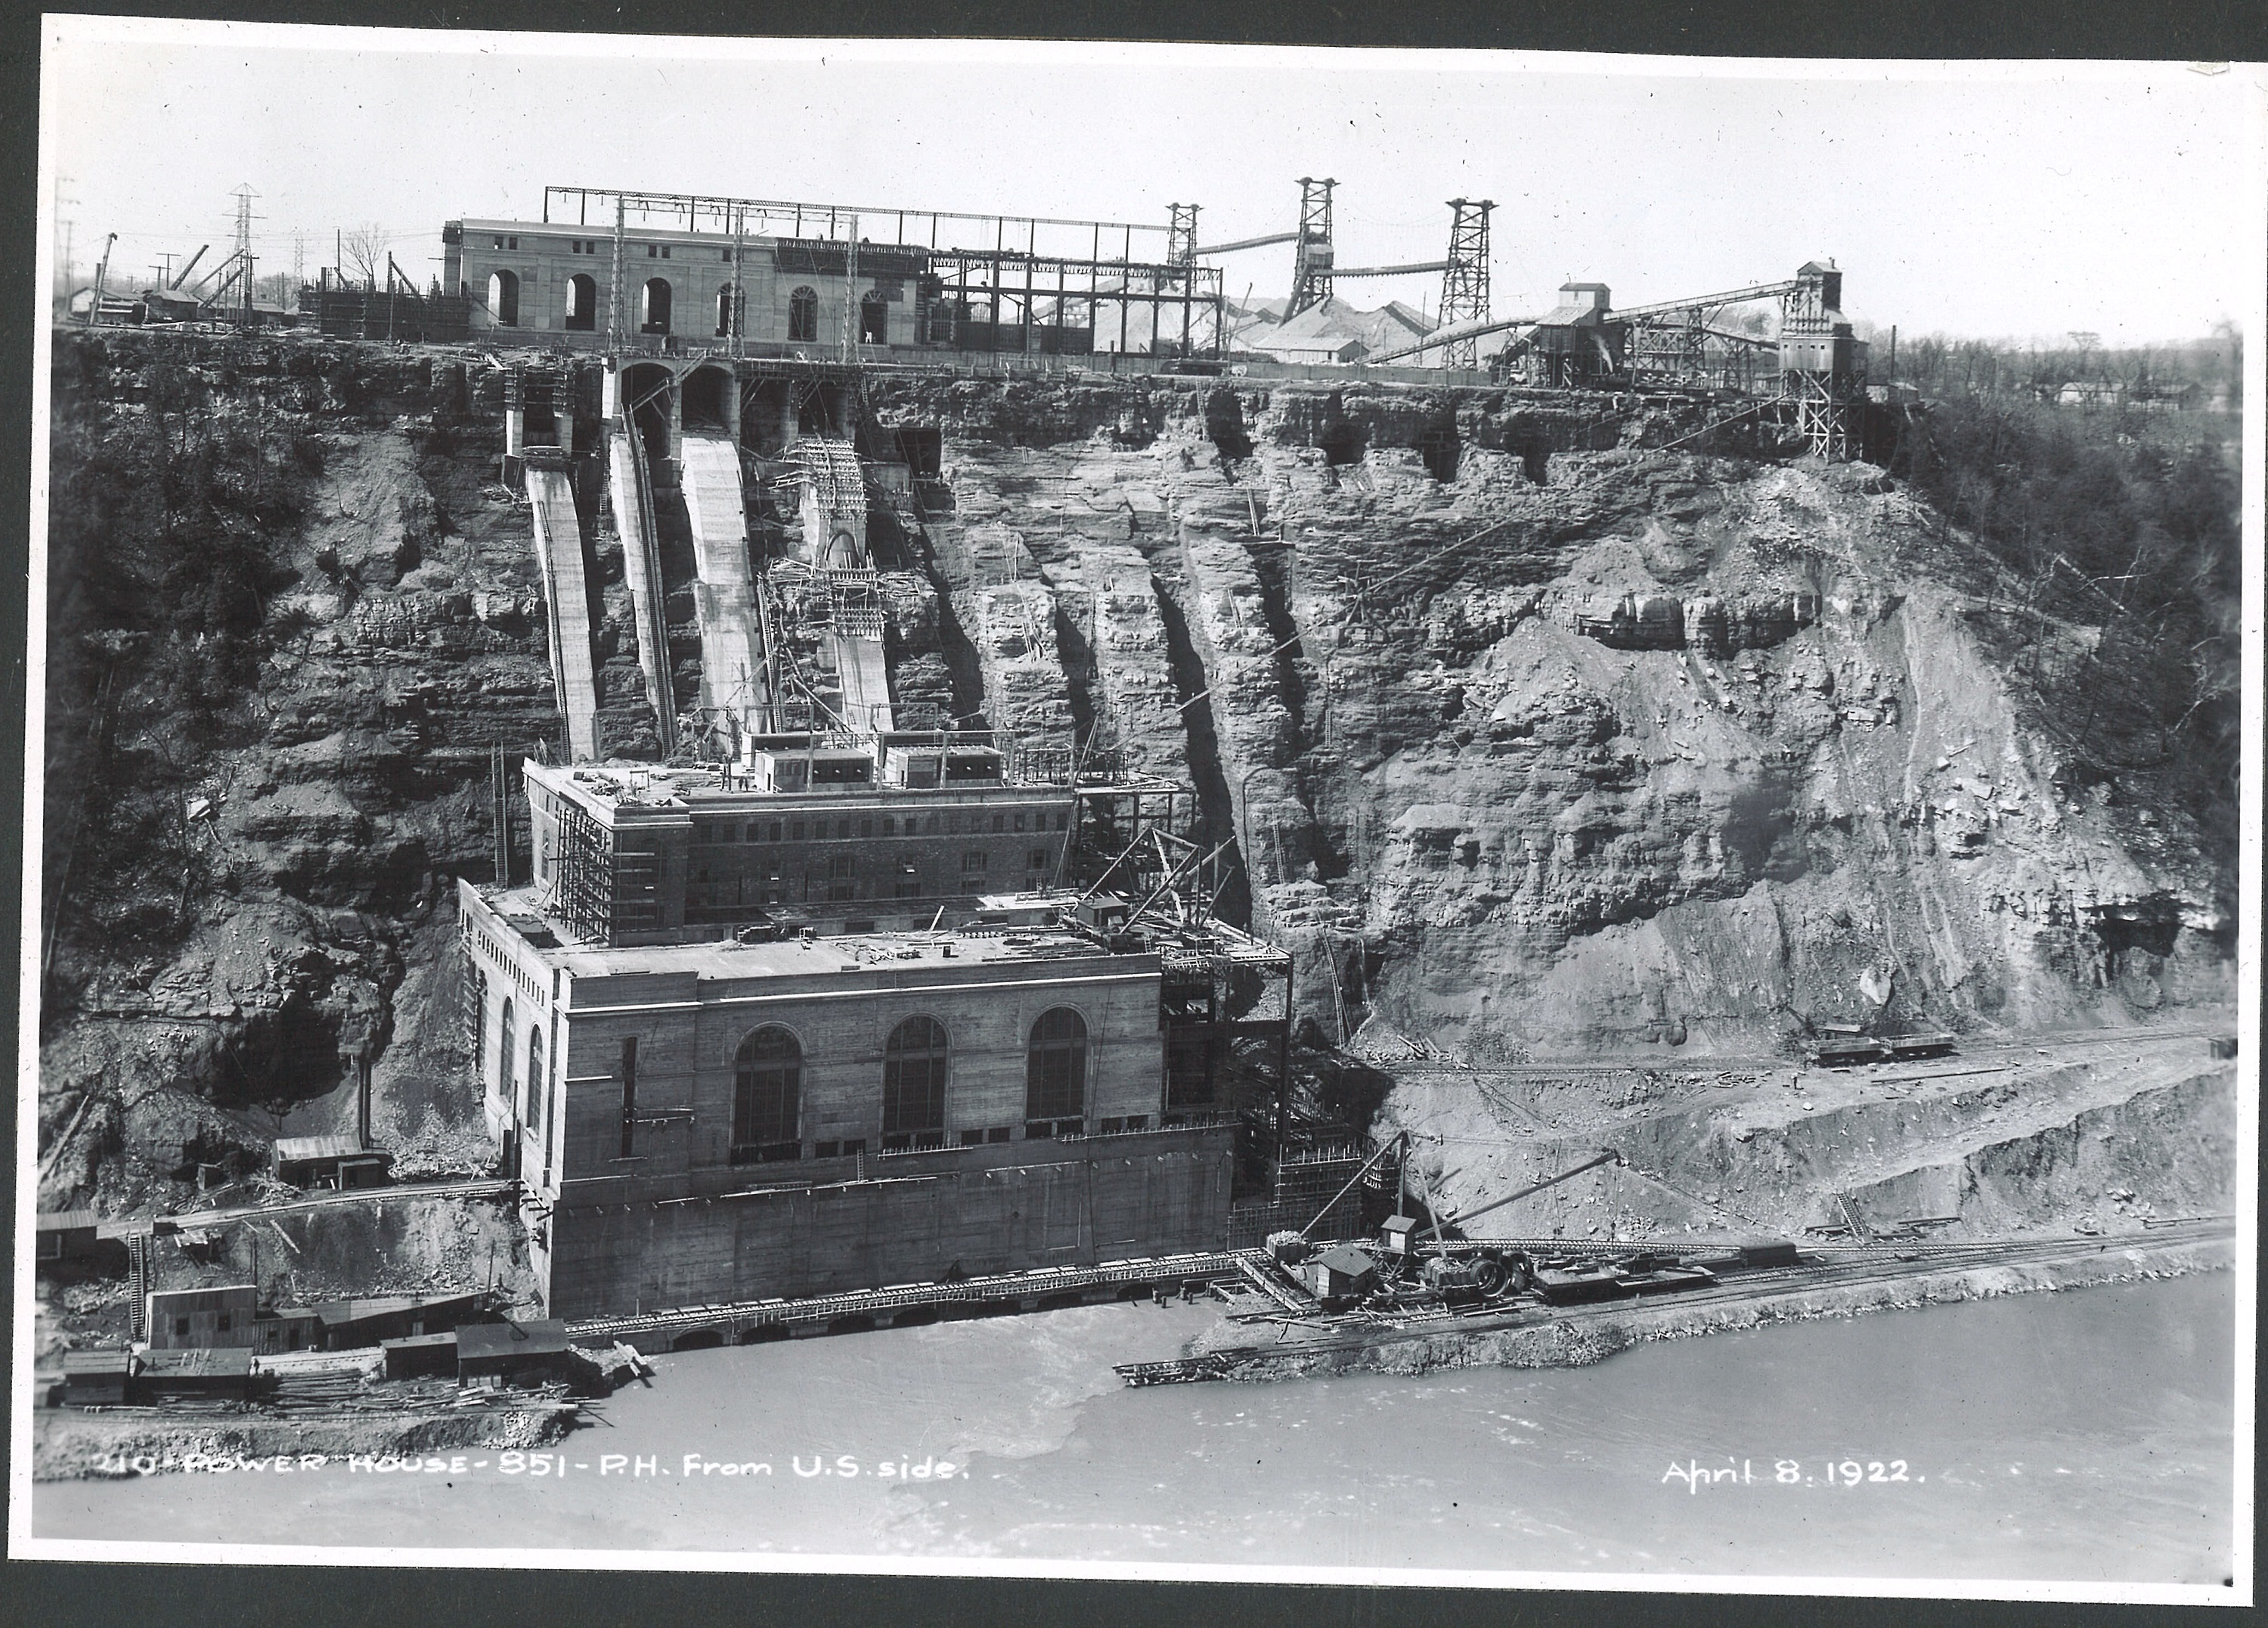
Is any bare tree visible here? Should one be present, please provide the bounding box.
[340,224,386,291]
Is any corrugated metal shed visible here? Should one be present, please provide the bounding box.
[273,1136,367,1163]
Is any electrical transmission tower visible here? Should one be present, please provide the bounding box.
[230,183,259,323]
[1289,176,1335,317]
[1436,198,1494,369]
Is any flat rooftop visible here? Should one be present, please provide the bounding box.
[478,884,1127,980]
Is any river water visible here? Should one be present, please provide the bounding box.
[35,1273,2236,1586]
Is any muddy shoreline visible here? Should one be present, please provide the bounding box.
[1185,1235,2232,1381]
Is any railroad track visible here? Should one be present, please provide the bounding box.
[568,1249,1250,1352]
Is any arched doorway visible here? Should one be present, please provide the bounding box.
[1024,1007,1087,1137]
[564,272,596,332]
[714,284,736,339]
[788,285,819,343]
[859,290,888,346]
[640,277,672,335]
[488,269,519,327]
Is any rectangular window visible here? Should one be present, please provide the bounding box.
[993,814,1006,833]
[1014,813,1026,832]
[986,1126,1012,1143]
[814,1140,841,1158]
[827,852,857,902]
[493,237,504,250]
[860,818,872,839]
[662,246,671,259]
[647,244,658,258]
[216,1313,231,1332]
[175,1317,191,1337]
[962,851,987,873]
[960,1129,987,1147]
[507,236,519,250]
[1028,848,1049,871]
[723,247,733,262]
[894,867,922,898]
[840,1138,866,1156]
[769,821,782,843]
[790,820,805,841]
[620,1036,638,1159]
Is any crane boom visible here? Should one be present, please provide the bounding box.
[1435,1149,1622,1236]
[169,244,209,290]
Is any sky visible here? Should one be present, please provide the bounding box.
[36,22,2265,346]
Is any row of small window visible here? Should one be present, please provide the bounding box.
[694,850,1052,882]
[695,811,1065,844]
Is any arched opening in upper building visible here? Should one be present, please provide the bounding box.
[715,284,736,340]
[564,273,596,333]
[859,290,888,346]
[788,285,820,344]
[640,277,672,336]
[488,269,519,328]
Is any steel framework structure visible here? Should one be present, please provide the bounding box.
[1434,199,1493,369]
[926,248,1225,358]
[1289,177,1337,317]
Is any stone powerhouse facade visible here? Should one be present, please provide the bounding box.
[462,884,1238,1318]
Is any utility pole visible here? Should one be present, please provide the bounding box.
[54,174,77,305]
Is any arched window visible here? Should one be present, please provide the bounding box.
[881,1016,948,1146]
[731,1026,802,1163]
[1024,1008,1087,1136]
[488,269,519,327]
[640,277,672,334]
[859,290,888,346]
[788,285,819,343]
[497,995,515,1101]
[525,1026,546,1140]
[564,272,596,331]
[715,283,736,339]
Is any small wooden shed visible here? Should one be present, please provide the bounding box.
[455,1319,574,1388]
[62,1349,133,1406]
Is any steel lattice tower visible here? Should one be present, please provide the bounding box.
[1436,199,1493,369]
[230,184,258,323]
[1289,177,1335,316]
[1167,203,1198,267]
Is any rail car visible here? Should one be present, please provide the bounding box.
[1805,1031,1958,1067]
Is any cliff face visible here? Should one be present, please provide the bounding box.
[42,333,554,1211]
[38,339,2232,1227]
[869,376,2231,1065]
